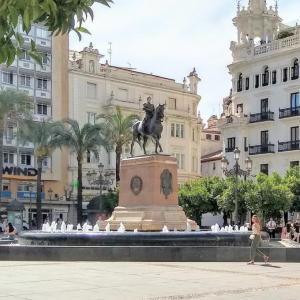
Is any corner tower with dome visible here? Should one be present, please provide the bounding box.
[218,0,300,176]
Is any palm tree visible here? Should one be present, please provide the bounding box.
[19,120,63,229]
[54,119,105,224]
[98,106,139,183]
[0,89,30,203]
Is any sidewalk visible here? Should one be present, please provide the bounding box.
[0,262,299,300]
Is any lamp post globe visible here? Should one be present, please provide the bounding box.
[233,147,240,161]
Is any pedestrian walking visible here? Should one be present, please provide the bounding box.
[248,215,269,265]
[266,217,276,239]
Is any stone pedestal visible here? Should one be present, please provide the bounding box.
[107,155,197,231]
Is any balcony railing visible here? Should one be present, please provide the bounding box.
[279,107,300,119]
[249,144,275,155]
[225,147,235,153]
[278,140,300,152]
[249,112,274,123]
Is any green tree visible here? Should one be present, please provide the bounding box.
[217,177,253,224]
[0,0,113,65]
[97,107,139,183]
[245,173,293,221]
[0,89,30,203]
[179,177,226,226]
[284,167,300,212]
[54,120,105,224]
[19,120,63,229]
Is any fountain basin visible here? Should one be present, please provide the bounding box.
[18,231,269,247]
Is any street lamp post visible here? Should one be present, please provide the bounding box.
[221,147,252,225]
[86,163,114,196]
[28,183,34,230]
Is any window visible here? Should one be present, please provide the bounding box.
[2,72,14,84]
[42,53,49,65]
[2,184,9,191]
[237,73,243,92]
[244,137,248,151]
[3,153,14,164]
[215,135,220,141]
[6,127,13,142]
[291,126,299,141]
[87,112,96,125]
[227,137,235,151]
[213,162,216,170]
[245,77,250,90]
[255,75,260,88]
[290,161,299,168]
[37,78,48,90]
[292,59,299,80]
[19,50,30,61]
[87,151,91,163]
[261,98,268,114]
[262,67,269,86]
[169,98,177,110]
[20,75,31,87]
[237,104,243,114]
[291,92,299,109]
[260,164,269,175]
[174,153,185,170]
[272,70,277,84]
[206,134,212,140]
[89,60,95,73]
[192,128,198,142]
[21,154,32,166]
[261,131,269,145]
[43,157,49,168]
[283,68,288,82]
[171,123,184,138]
[37,104,47,115]
[36,27,49,39]
[118,88,128,101]
[87,82,96,99]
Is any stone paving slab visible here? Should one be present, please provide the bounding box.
[0,262,300,299]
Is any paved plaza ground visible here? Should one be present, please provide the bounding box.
[0,261,299,300]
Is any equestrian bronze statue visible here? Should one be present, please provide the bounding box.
[130,97,165,156]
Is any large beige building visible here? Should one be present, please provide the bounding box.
[68,43,202,198]
[0,23,69,225]
[218,0,300,176]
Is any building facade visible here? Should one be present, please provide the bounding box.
[201,115,222,177]
[0,23,70,225]
[68,43,202,199]
[218,0,300,176]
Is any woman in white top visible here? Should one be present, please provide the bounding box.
[248,215,269,265]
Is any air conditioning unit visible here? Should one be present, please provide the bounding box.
[23,62,30,68]
[40,41,46,46]
[41,92,46,97]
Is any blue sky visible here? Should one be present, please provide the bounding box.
[70,0,300,123]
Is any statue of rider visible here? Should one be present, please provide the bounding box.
[142,96,155,134]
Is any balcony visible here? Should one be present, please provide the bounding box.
[225,147,235,153]
[278,140,300,152]
[249,112,274,123]
[249,144,275,155]
[279,107,300,119]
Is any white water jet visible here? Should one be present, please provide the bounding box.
[162,225,169,233]
[61,221,66,233]
[50,221,57,232]
[105,223,110,232]
[186,221,192,232]
[133,228,138,233]
[93,224,100,232]
[117,222,126,233]
[77,224,82,231]
[67,224,73,232]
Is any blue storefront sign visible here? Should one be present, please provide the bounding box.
[17,192,45,200]
[1,191,12,198]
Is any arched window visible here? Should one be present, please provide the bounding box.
[237,73,243,92]
[292,59,299,80]
[89,60,95,73]
[262,66,269,86]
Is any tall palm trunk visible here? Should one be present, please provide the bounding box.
[115,144,122,183]
[77,156,83,224]
[0,125,3,204]
[36,158,43,229]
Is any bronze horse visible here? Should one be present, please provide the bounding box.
[130,104,165,156]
